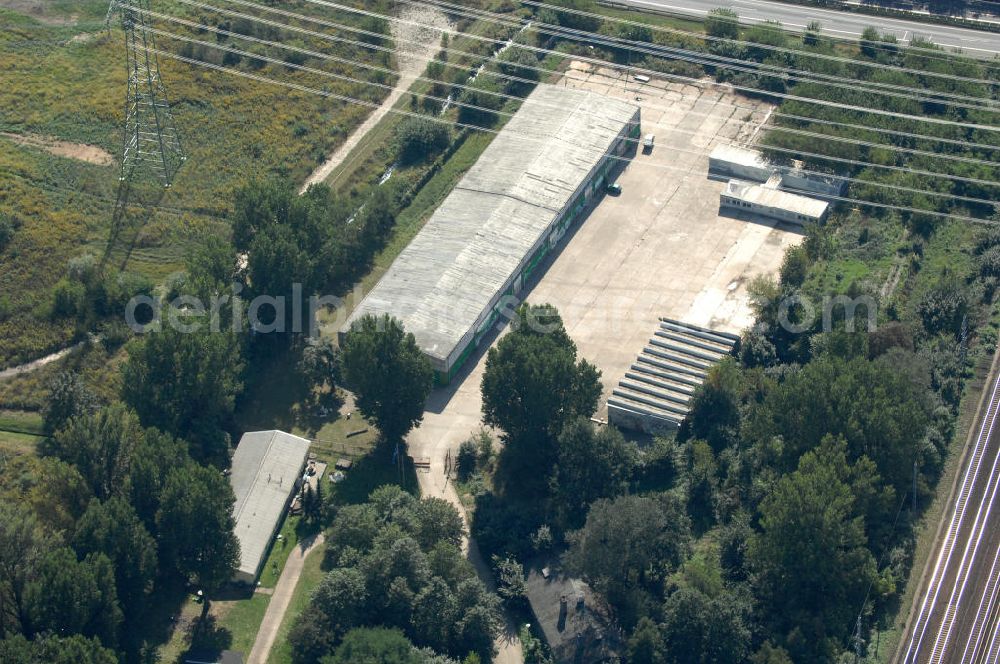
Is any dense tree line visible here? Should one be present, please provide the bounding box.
[288,486,501,663]
[232,180,397,320]
[0,399,240,661]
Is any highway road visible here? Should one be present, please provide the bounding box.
[611,0,1000,57]
[896,363,1000,664]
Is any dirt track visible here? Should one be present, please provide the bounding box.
[1,132,114,166]
[299,5,450,193]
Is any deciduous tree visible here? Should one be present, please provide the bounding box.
[565,493,690,627]
[750,441,878,660]
[481,304,601,493]
[72,497,158,631]
[0,633,117,664]
[24,548,121,650]
[156,463,240,614]
[122,325,244,464]
[43,403,142,501]
[43,371,98,436]
[341,314,433,444]
[550,418,635,528]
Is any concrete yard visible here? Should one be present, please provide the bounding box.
[408,64,803,498]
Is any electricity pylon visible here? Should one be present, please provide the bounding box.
[104,0,185,267]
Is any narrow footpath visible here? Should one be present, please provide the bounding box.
[299,6,450,194]
[246,532,325,664]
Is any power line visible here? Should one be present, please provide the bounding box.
[168,0,1000,151]
[216,0,1000,133]
[140,1,1000,190]
[146,23,1000,206]
[149,45,1000,225]
[143,10,1000,175]
[141,2,1000,194]
[400,0,1000,111]
[297,0,1000,124]
[769,114,1000,153]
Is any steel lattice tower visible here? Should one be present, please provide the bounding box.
[105,0,185,265]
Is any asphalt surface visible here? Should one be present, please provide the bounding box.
[896,364,1000,664]
[611,0,1000,57]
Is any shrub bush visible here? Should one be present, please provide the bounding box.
[0,214,17,251]
[395,117,451,165]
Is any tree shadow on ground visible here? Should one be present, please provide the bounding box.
[236,341,343,436]
[188,614,233,656]
[328,440,419,506]
[130,576,192,662]
[212,584,255,602]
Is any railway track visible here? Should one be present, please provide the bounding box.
[900,372,1000,663]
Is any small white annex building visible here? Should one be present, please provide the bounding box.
[229,430,311,584]
[709,145,847,209]
[721,180,829,225]
[709,144,773,183]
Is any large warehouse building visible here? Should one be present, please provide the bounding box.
[342,85,641,383]
[230,430,311,585]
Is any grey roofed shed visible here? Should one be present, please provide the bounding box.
[342,84,640,375]
[230,430,311,584]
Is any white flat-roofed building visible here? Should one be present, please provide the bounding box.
[342,84,641,383]
[229,430,311,584]
[709,144,773,183]
[721,179,829,225]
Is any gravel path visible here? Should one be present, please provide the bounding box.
[299,6,450,193]
[246,532,326,664]
[0,338,91,382]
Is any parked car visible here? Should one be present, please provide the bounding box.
[606,182,622,196]
[643,134,655,153]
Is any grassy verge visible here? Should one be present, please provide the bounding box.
[214,593,271,656]
[0,430,42,456]
[0,409,43,436]
[156,597,203,664]
[267,543,326,664]
[258,515,310,589]
[597,4,710,33]
[156,592,270,663]
[0,410,44,456]
[308,415,379,461]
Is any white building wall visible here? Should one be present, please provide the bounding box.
[721,194,826,225]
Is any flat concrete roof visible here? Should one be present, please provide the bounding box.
[725,180,828,218]
[230,430,311,581]
[343,84,639,365]
[710,144,770,171]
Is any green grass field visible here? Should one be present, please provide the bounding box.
[0,2,390,369]
[157,591,270,663]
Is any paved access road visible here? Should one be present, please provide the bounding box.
[612,0,1000,57]
[896,360,1000,664]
